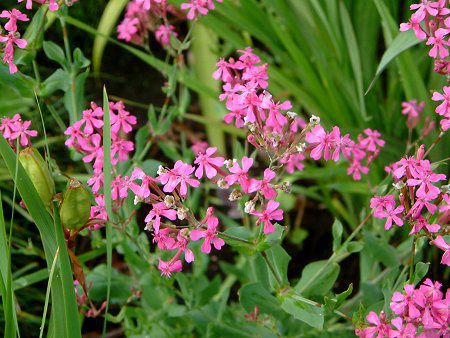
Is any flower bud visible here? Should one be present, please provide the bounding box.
[244,201,255,213]
[228,189,243,201]
[177,206,189,220]
[416,144,425,160]
[164,195,175,207]
[59,179,91,230]
[309,115,320,125]
[19,147,55,208]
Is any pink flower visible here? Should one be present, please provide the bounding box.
[378,205,404,230]
[432,86,450,116]
[129,167,155,199]
[0,9,29,32]
[190,214,224,254]
[191,141,208,155]
[181,0,209,20]
[361,311,391,338]
[176,232,195,263]
[409,216,440,235]
[407,166,446,200]
[400,11,426,40]
[64,121,87,148]
[389,317,417,338]
[135,0,152,10]
[90,194,107,221]
[431,236,450,266]
[410,0,440,17]
[9,119,38,146]
[280,153,305,173]
[159,160,200,197]
[306,125,337,161]
[155,24,177,46]
[426,35,450,59]
[144,202,177,234]
[359,129,385,152]
[225,156,254,193]
[117,18,139,42]
[81,134,104,171]
[153,228,176,250]
[250,200,283,234]
[194,147,224,179]
[248,168,277,199]
[0,32,27,74]
[111,137,134,163]
[393,156,422,179]
[87,170,104,194]
[158,259,182,277]
[111,175,129,201]
[370,195,396,217]
[390,284,423,318]
[110,104,136,134]
[79,106,104,134]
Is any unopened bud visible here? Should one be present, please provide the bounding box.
[441,184,450,194]
[157,165,167,175]
[296,142,307,153]
[144,222,152,231]
[224,159,236,168]
[280,182,292,193]
[59,179,91,230]
[310,115,320,125]
[134,195,143,205]
[177,206,189,220]
[416,144,425,160]
[19,147,55,208]
[393,181,406,190]
[217,178,229,189]
[286,111,297,119]
[229,189,243,201]
[164,195,175,207]
[244,201,256,213]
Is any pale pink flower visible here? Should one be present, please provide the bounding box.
[431,86,450,116]
[358,129,385,152]
[0,32,27,74]
[181,0,209,20]
[400,11,426,40]
[378,205,404,230]
[250,200,283,234]
[10,119,38,146]
[155,24,177,46]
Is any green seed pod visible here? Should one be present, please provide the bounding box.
[19,147,55,208]
[59,179,91,230]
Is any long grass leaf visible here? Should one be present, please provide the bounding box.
[102,87,113,336]
[92,0,129,73]
[39,247,59,338]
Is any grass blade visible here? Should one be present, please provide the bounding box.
[102,87,113,336]
[39,247,59,338]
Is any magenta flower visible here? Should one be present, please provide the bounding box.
[87,170,104,194]
[426,34,450,59]
[280,153,305,173]
[10,119,38,147]
[111,138,134,164]
[181,0,209,20]
[81,134,104,170]
[79,106,104,134]
[347,159,369,181]
[393,156,422,179]
[359,129,385,152]
[225,156,253,193]
[409,197,437,217]
[135,0,151,10]
[144,202,177,234]
[0,32,27,74]
[111,175,129,201]
[155,24,178,46]
[361,311,391,338]
[153,228,176,250]
[431,86,450,116]
[389,317,417,338]
[409,216,440,235]
[176,232,195,263]
[248,168,277,199]
[129,167,155,199]
[0,9,29,32]
[431,236,450,266]
[306,125,335,161]
[190,215,225,254]
[194,147,225,179]
[378,205,404,230]
[370,195,396,217]
[159,160,200,197]
[90,194,107,221]
[400,11,426,40]
[407,167,446,200]
[158,259,182,277]
[64,121,87,148]
[191,141,209,155]
[110,104,136,134]
[250,200,283,234]
[410,0,440,16]
[390,284,422,318]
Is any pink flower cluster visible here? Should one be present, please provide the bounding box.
[0,113,37,147]
[117,0,222,47]
[356,279,449,337]
[64,101,137,228]
[0,0,69,73]
[401,1,450,131]
[215,47,384,181]
[372,147,450,266]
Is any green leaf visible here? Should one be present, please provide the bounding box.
[239,282,284,319]
[264,244,291,287]
[363,232,400,268]
[41,69,70,96]
[295,260,340,297]
[87,264,131,303]
[43,41,66,66]
[366,30,421,94]
[332,218,343,251]
[345,241,364,253]
[281,295,324,330]
[412,262,430,285]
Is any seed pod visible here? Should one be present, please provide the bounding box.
[59,179,91,230]
[19,147,55,208]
